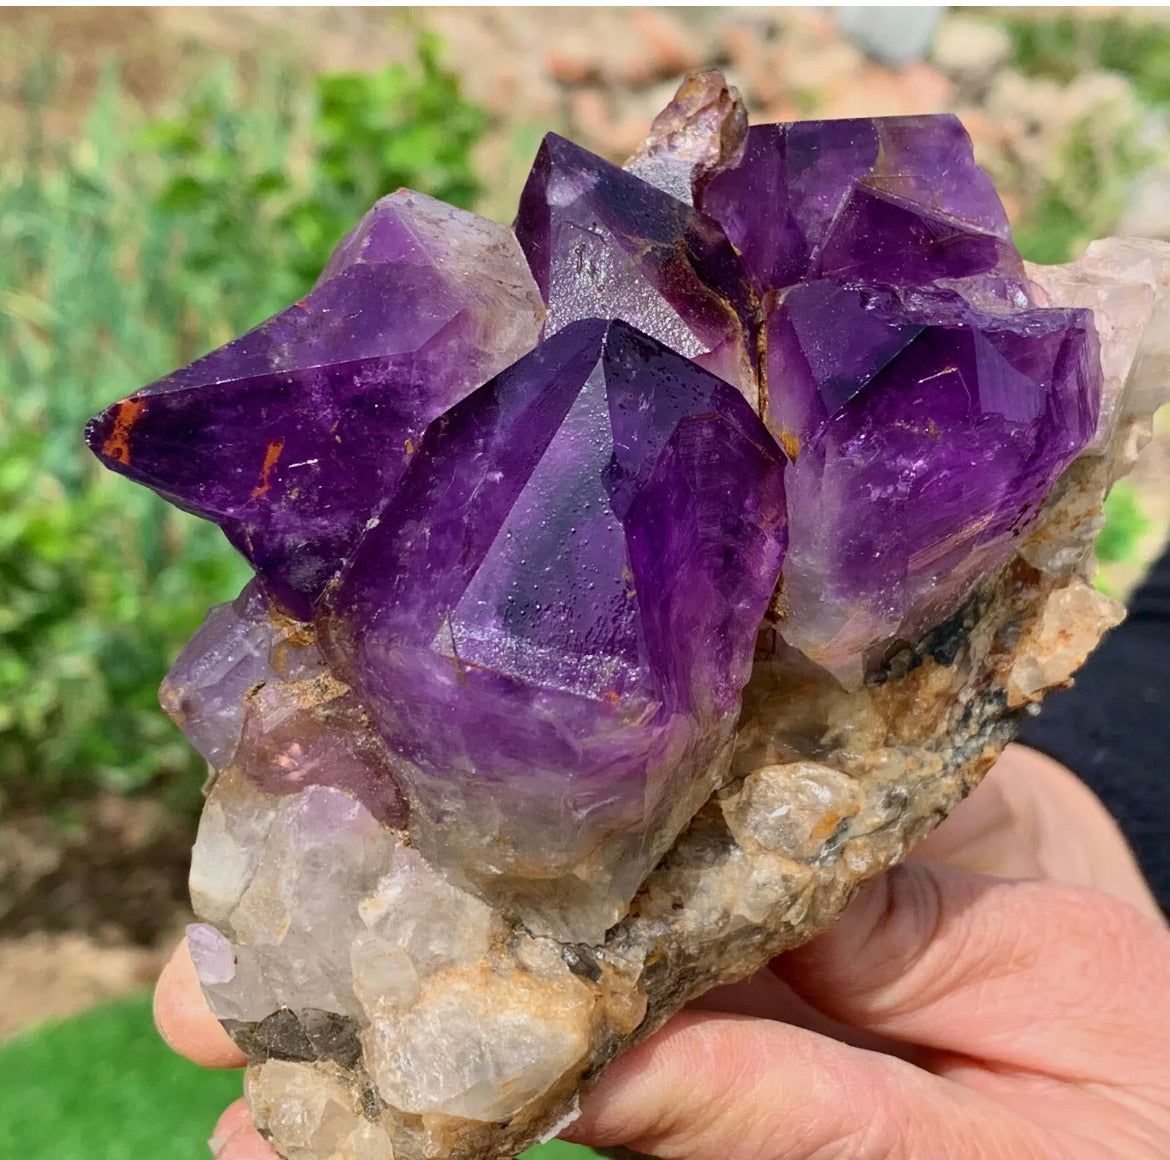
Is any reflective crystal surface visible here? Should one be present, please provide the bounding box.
[695,114,1025,294]
[767,281,1100,684]
[515,131,758,397]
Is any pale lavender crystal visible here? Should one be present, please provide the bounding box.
[696,115,1024,295]
[188,779,401,1022]
[86,191,543,617]
[515,132,759,399]
[159,581,278,772]
[322,318,786,936]
[163,583,406,826]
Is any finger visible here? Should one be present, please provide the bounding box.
[210,1100,255,1153]
[776,861,1170,1090]
[563,1009,1058,1160]
[154,936,247,1068]
[214,1121,279,1160]
[913,744,1162,921]
[688,964,926,1064]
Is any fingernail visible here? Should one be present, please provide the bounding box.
[208,1134,225,1157]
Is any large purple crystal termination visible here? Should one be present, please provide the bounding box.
[768,282,1100,682]
[323,319,786,936]
[515,132,758,398]
[86,191,544,617]
[651,113,1097,684]
[695,114,1025,292]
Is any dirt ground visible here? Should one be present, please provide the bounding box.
[1,6,1168,1042]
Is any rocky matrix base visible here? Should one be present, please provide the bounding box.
[86,74,1170,1160]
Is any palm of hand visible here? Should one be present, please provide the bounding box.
[156,746,1170,1160]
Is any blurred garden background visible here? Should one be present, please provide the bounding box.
[2,7,1170,1158]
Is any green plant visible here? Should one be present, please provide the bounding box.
[1013,114,1150,266]
[1003,12,1165,265]
[146,31,486,293]
[1005,13,1170,108]
[1097,480,1149,568]
[0,38,486,813]
[0,995,242,1160]
[282,31,486,284]
[0,69,254,812]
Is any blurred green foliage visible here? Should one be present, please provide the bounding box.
[1007,13,1167,265]
[0,40,485,812]
[145,32,484,293]
[1013,116,1150,266]
[1096,480,1150,568]
[0,994,243,1160]
[1006,13,1170,107]
[1003,12,1166,580]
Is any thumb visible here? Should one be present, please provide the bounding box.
[776,861,1170,1088]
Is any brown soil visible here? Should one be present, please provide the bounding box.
[0,792,196,1040]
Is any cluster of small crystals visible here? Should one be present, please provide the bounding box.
[85,74,1111,1134]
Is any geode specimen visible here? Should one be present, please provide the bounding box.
[86,73,1170,1160]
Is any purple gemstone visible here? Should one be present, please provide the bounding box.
[86,191,543,617]
[515,132,759,400]
[322,319,786,928]
[696,115,1024,295]
[769,281,1101,684]
[159,580,281,772]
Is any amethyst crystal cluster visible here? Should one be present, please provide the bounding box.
[86,73,1146,1159]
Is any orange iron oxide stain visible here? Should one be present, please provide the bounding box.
[101,398,147,465]
[251,437,286,499]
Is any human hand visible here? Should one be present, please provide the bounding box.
[154,745,1170,1159]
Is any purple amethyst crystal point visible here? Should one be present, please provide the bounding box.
[515,133,759,399]
[86,191,543,617]
[696,115,1023,295]
[770,282,1101,685]
[323,318,787,939]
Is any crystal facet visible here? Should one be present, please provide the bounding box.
[696,115,1025,294]
[766,281,1100,683]
[515,132,758,397]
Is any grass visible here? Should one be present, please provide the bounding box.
[0,995,601,1160]
[0,995,242,1160]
